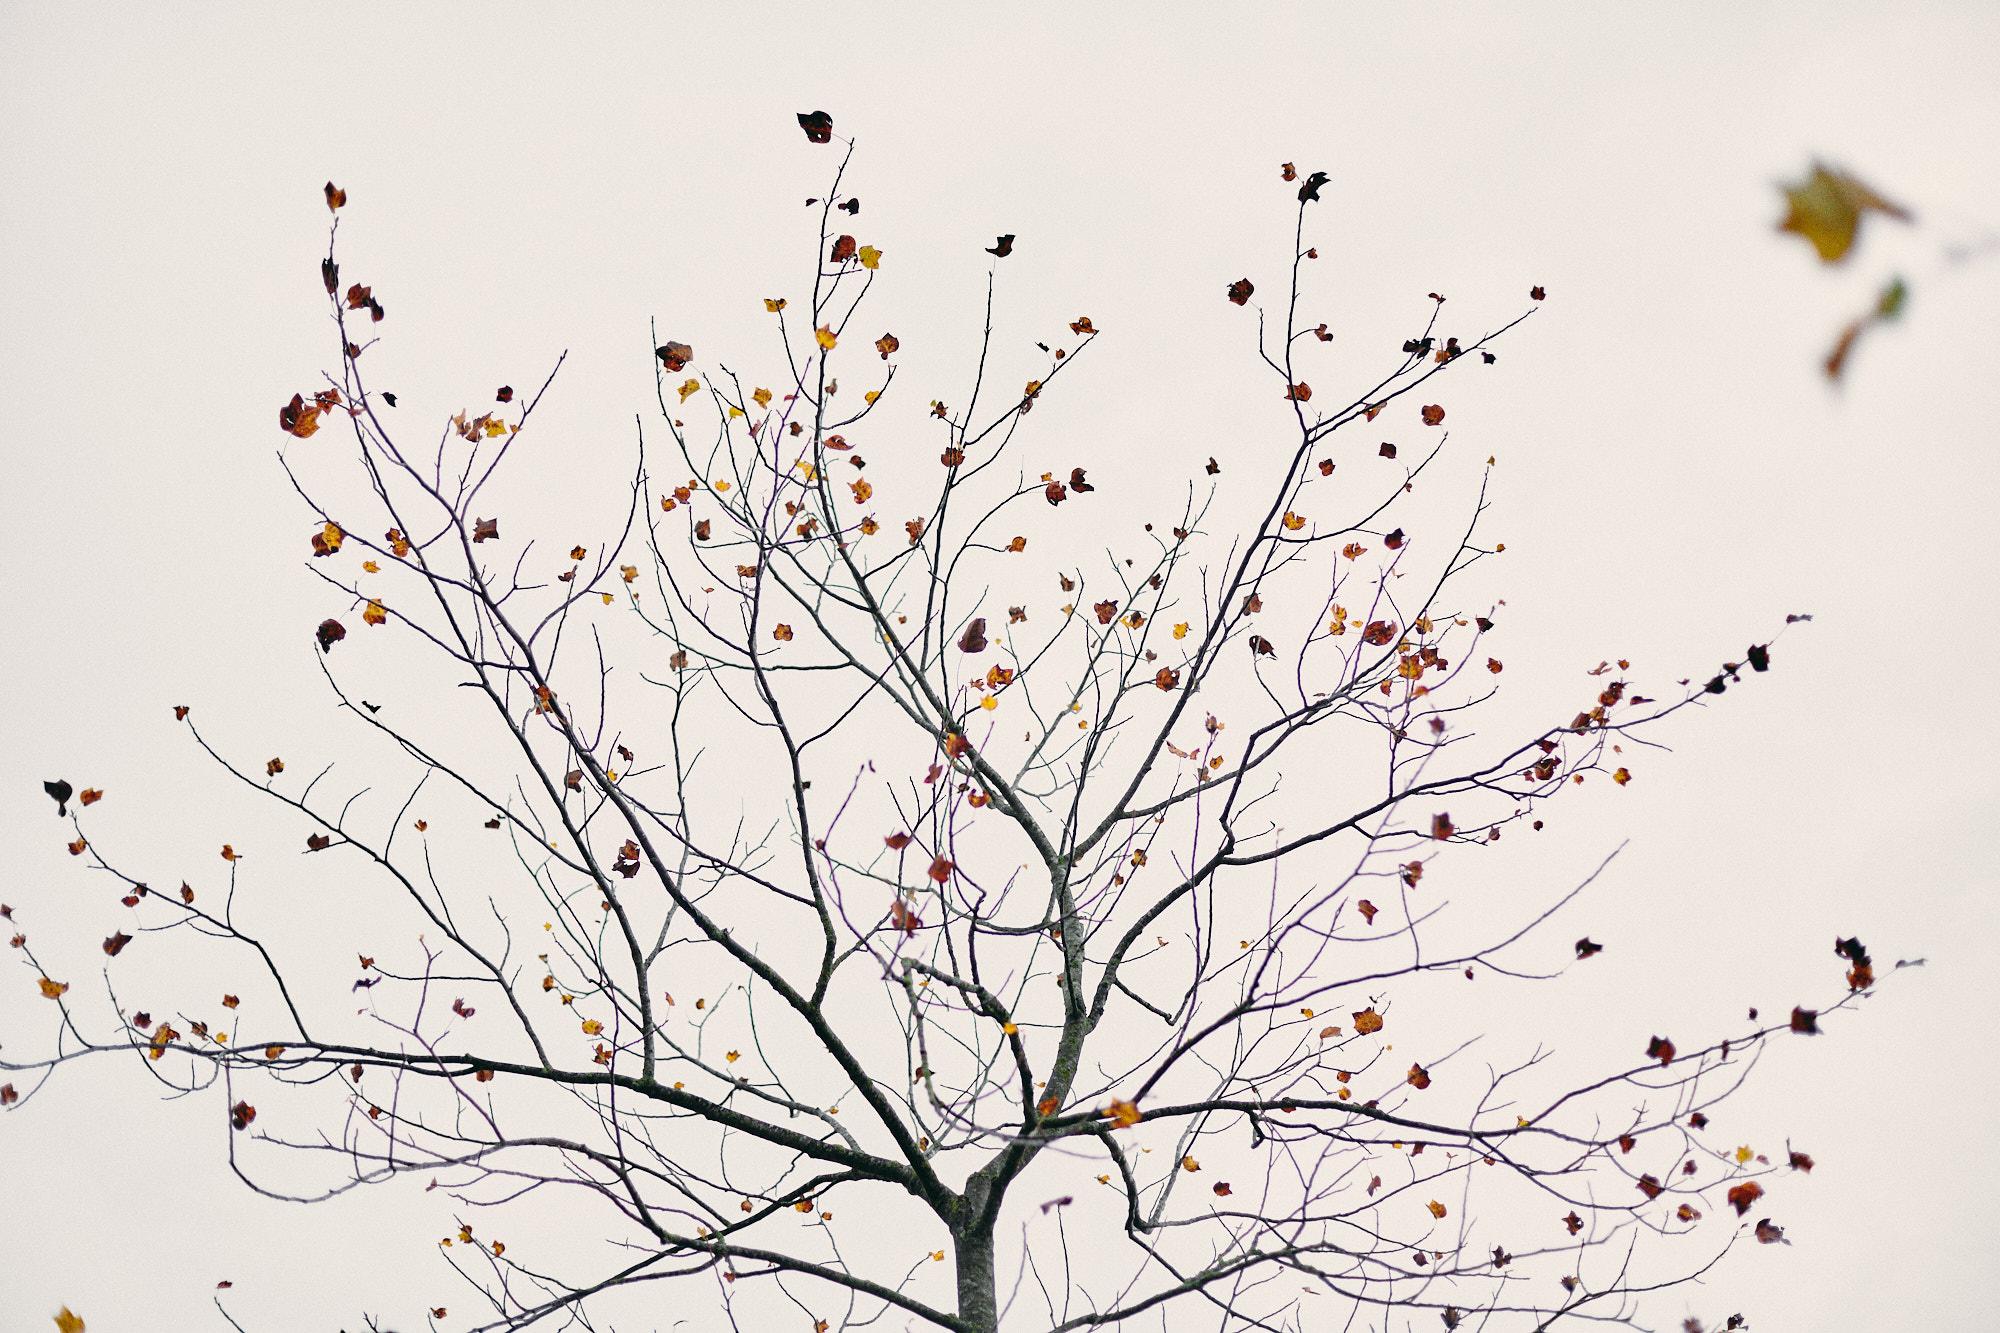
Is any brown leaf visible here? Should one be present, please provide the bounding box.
[1726,1180,1765,1216]
[472,517,500,543]
[1226,278,1254,306]
[958,618,989,654]
[316,619,346,652]
[102,931,131,957]
[655,341,694,372]
[985,234,1015,258]
[1420,404,1445,426]
[1646,1035,1677,1067]
[797,110,834,143]
[324,181,346,212]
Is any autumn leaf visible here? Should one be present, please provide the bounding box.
[1726,1180,1765,1216]
[875,332,899,359]
[1352,1007,1384,1036]
[1406,1062,1431,1090]
[1575,937,1603,959]
[362,599,387,627]
[472,517,499,543]
[44,779,72,816]
[985,234,1015,258]
[797,110,834,143]
[1777,161,1911,263]
[858,244,882,270]
[1104,1098,1142,1128]
[230,1100,257,1130]
[1646,1035,1677,1067]
[1420,404,1445,426]
[815,325,838,351]
[102,931,130,957]
[958,618,988,654]
[323,181,346,212]
[655,341,694,372]
[1426,1199,1447,1219]
[1226,278,1254,306]
[280,392,322,439]
[38,976,69,999]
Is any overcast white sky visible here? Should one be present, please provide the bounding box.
[4,3,1998,1330]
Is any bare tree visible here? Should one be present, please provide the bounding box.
[8,121,1876,1333]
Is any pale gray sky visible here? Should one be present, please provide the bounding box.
[4,4,1998,1330]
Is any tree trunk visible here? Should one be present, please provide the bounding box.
[954,1225,1000,1333]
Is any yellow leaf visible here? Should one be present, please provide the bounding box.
[55,1308,85,1333]
[1282,511,1306,532]
[815,325,838,351]
[725,1049,740,1063]
[1001,1021,1018,1035]
[1104,1098,1142,1128]
[752,387,772,408]
[864,390,879,404]
[1735,1144,1754,1165]
[38,977,69,1000]
[980,696,998,711]
[678,378,701,403]
[1172,622,1189,640]
[857,245,882,270]
[764,297,787,313]
[581,1018,603,1036]
[361,560,380,573]
[601,593,614,605]
[1777,162,1912,264]
[362,599,387,626]
[1426,1199,1447,1219]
